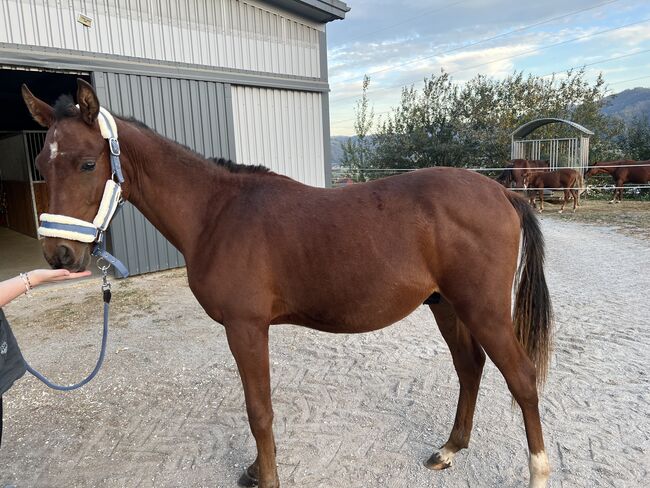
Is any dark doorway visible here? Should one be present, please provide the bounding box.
[0,66,91,279]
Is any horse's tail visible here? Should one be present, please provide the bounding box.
[506,191,554,387]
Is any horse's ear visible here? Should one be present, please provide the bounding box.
[21,84,54,128]
[76,79,100,126]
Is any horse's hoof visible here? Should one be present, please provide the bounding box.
[608,200,614,204]
[424,450,453,471]
[238,467,259,487]
[558,210,563,214]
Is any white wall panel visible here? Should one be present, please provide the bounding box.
[0,0,322,78]
[232,85,324,187]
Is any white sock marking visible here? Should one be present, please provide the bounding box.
[529,450,550,487]
[436,446,455,465]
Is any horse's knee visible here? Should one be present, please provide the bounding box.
[247,409,274,438]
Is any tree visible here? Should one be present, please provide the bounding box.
[343,69,621,176]
[622,115,650,160]
[340,75,375,181]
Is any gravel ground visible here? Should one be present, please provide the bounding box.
[0,218,648,488]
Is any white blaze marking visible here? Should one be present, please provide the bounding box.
[49,141,58,160]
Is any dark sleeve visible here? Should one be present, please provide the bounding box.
[0,309,27,396]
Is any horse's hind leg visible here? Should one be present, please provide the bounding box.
[425,299,485,470]
[559,189,568,213]
[571,189,579,212]
[458,305,549,487]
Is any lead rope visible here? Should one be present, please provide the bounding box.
[23,262,112,391]
[0,264,112,449]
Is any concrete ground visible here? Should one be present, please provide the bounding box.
[0,218,648,487]
[0,226,101,284]
[0,227,45,281]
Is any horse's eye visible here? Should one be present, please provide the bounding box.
[81,160,96,172]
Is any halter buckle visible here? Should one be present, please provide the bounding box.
[108,138,120,156]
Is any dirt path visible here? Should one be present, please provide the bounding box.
[1,218,648,487]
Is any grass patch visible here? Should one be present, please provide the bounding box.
[542,199,650,239]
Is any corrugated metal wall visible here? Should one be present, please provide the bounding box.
[232,85,325,186]
[93,71,236,275]
[1,0,322,78]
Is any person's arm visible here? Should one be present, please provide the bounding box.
[0,269,91,307]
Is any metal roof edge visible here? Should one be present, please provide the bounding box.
[262,0,350,23]
[512,118,595,138]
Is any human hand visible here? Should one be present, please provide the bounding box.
[28,269,93,287]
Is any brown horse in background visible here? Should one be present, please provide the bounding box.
[496,159,550,188]
[526,169,581,213]
[585,159,650,203]
[22,80,554,488]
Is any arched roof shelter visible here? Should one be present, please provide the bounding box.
[511,118,593,174]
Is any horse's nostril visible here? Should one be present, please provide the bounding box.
[57,244,75,266]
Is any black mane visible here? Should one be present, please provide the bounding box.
[53,94,78,120]
[208,157,271,174]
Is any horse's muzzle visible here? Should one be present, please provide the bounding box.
[42,239,91,272]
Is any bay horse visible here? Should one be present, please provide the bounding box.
[496,159,550,188]
[22,80,553,488]
[584,159,650,203]
[525,169,581,213]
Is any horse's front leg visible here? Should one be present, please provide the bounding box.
[226,321,279,488]
[615,180,624,203]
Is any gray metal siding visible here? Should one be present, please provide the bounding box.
[1,0,323,78]
[93,71,235,275]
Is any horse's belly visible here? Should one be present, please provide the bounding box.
[277,283,436,333]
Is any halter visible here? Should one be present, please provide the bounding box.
[10,107,131,400]
[37,107,129,278]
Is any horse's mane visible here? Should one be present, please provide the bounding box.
[52,95,272,175]
[207,157,271,174]
[53,94,78,120]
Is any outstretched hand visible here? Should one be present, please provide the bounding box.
[29,269,92,286]
[0,269,93,307]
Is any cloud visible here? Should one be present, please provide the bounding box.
[433,43,537,77]
[601,23,650,45]
[327,0,650,134]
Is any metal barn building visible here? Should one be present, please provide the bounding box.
[0,0,349,278]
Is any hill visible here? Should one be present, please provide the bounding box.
[330,135,349,168]
[602,87,650,122]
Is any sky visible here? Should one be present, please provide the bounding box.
[326,0,650,135]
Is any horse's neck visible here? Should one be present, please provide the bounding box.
[117,121,235,256]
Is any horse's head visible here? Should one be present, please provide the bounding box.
[22,79,112,271]
[496,165,514,187]
[584,162,608,178]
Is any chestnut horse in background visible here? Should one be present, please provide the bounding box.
[496,159,550,188]
[526,169,581,213]
[585,159,650,203]
[22,80,554,488]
